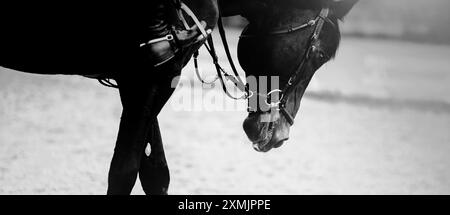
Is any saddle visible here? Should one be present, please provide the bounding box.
[87,0,210,84]
[139,0,210,67]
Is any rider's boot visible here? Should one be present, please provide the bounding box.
[141,0,208,67]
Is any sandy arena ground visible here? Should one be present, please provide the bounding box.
[1,30,450,194]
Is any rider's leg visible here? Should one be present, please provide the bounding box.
[140,0,175,67]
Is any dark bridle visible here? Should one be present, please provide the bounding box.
[198,6,335,126]
[242,7,335,125]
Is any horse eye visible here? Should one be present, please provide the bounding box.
[318,52,328,60]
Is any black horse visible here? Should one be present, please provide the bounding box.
[0,0,357,194]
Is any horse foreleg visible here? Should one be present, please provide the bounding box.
[107,64,179,195]
[107,77,158,195]
[137,74,178,195]
[139,119,170,195]
[107,110,154,195]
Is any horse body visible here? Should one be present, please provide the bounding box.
[0,3,142,75]
[1,0,219,195]
[0,0,357,194]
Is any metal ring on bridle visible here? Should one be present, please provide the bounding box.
[246,90,254,100]
[264,89,283,109]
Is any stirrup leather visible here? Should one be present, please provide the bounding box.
[139,1,210,67]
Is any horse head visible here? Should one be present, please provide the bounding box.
[169,0,357,152]
[234,0,358,152]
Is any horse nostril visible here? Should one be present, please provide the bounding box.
[252,142,262,152]
[243,116,261,140]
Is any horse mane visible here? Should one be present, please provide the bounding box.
[256,0,356,21]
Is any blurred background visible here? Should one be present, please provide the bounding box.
[1,0,449,194]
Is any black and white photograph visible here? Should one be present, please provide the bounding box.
[1,0,449,198]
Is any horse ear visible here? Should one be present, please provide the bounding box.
[330,0,358,20]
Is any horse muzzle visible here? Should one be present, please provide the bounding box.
[243,112,290,152]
